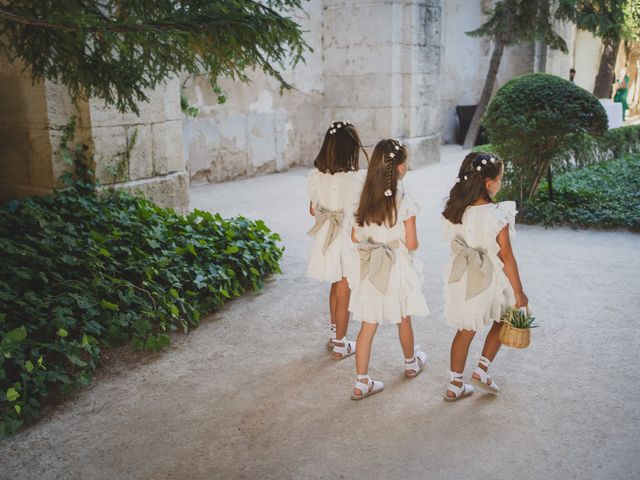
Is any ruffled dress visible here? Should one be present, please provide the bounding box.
[442,201,518,331]
[307,168,366,283]
[348,190,430,324]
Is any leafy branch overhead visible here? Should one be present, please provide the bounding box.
[0,0,310,113]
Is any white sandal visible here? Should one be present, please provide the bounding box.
[471,356,500,394]
[404,349,427,378]
[326,324,337,350]
[443,371,474,402]
[332,336,356,360]
[351,374,384,400]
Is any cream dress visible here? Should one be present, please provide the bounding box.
[442,201,517,331]
[348,189,430,324]
[306,168,366,283]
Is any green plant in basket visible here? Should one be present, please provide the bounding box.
[501,307,537,329]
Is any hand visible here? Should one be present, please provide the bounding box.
[515,291,528,308]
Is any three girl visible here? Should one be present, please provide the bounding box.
[307,125,528,400]
[441,152,528,401]
[348,139,430,399]
[307,121,368,359]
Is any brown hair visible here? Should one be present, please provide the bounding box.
[314,121,368,174]
[442,151,504,224]
[356,139,408,227]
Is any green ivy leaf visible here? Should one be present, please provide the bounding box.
[6,387,19,402]
[224,245,240,254]
[14,404,21,415]
[5,326,27,342]
[57,328,68,338]
[25,360,34,373]
[100,299,119,311]
[169,304,179,317]
[99,248,111,257]
[169,288,179,299]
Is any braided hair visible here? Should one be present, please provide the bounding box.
[356,138,408,227]
[442,151,504,224]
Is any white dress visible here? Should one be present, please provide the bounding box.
[348,190,430,324]
[442,201,518,331]
[307,168,366,283]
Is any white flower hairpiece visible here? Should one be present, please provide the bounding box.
[384,189,393,197]
[476,166,482,171]
[481,159,487,165]
[395,145,400,151]
[389,152,395,158]
[464,175,468,180]
[490,157,496,163]
[329,129,336,134]
[456,178,461,183]
[336,123,342,128]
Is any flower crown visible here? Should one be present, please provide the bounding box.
[456,155,497,183]
[328,120,353,134]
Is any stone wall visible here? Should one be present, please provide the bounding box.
[181,1,325,184]
[440,0,534,144]
[0,53,188,210]
[323,0,442,165]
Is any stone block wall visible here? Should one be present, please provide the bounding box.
[181,0,325,185]
[322,0,442,166]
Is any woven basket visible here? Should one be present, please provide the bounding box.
[499,321,531,349]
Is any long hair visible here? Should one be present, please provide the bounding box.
[442,151,504,224]
[314,121,369,174]
[356,139,408,227]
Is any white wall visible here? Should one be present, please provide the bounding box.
[181,0,325,184]
[440,0,534,144]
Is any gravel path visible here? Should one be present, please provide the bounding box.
[1,145,639,480]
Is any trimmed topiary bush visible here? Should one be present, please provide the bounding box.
[483,73,608,205]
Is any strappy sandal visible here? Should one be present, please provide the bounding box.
[443,371,474,402]
[332,336,356,360]
[471,356,500,394]
[326,324,337,351]
[404,349,427,378]
[351,374,384,400]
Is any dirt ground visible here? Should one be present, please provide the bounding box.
[1,145,639,480]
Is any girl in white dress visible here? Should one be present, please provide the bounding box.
[348,139,430,400]
[307,121,368,359]
[441,152,529,402]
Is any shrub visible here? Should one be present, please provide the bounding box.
[0,187,283,435]
[483,73,608,204]
[519,154,640,229]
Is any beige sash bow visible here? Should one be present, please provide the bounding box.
[359,238,399,294]
[449,235,493,300]
[307,206,345,254]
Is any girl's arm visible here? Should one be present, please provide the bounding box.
[309,201,315,216]
[404,216,418,251]
[496,226,528,307]
[351,227,359,244]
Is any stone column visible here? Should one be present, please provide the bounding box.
[323,0,442,166]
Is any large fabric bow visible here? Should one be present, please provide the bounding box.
[307,206,345,254]
[449,235,493,300]
[358,238,399,294]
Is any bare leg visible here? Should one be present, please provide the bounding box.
[397,316,415,359]
[329,282,338,330]
[447,329,476,398]
[333,277,350,341]
[354,321,378,396]
[472,321,502,382]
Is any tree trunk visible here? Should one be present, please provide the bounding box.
[593,37,621,99]
[463,41,505,148]
[537,41,547,73]
[547,164,553,202]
